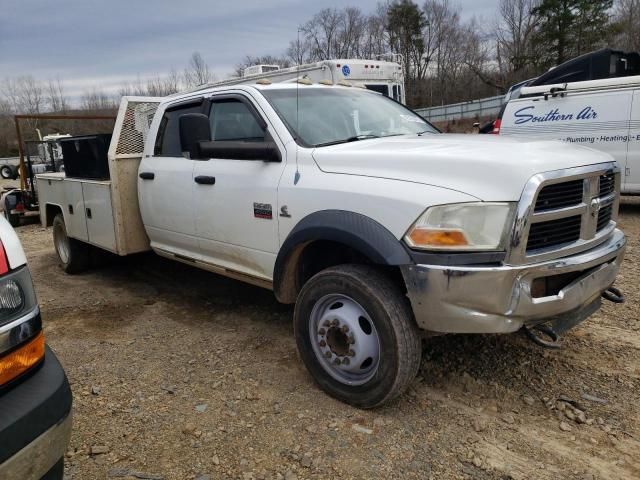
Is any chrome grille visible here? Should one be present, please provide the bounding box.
[597,204,613,231]
[599,173,615,197]
[510,165,620,264]
[527,215,581,251]
[534,180,584,212]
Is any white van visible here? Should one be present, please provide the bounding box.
[498,49,640,194]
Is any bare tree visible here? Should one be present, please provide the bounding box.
[3,76,44,115]
[361,5,390,59]
[301,8,343,60]
[81,89,116,112]
[47,77,68,112]
[184,52,212,87]
[118,77,146,97]
[164,69,181,93]
[286,36,313,65]
[334,7,367,58]
[611,0,640,51]
[495,0,540,74]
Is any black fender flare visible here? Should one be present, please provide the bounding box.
[273,210,411,302]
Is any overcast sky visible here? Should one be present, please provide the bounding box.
[0,0,497,98]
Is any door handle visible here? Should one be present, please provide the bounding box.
[194,175,216,185]
[139,172,155,180]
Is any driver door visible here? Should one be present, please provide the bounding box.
[192,94,286,281]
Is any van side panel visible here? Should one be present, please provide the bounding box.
[500,89,633,191]
[627,90,640,193]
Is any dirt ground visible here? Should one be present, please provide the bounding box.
[8,188,640,480]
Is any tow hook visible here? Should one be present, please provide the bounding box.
[602,286,624,304]
[523,324,562,349]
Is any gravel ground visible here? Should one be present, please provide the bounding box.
[8,187,640,480]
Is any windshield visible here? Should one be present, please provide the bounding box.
[261,88,437,147]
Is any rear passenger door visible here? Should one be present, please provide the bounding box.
[192,94,286,281]
[138,98,204,257]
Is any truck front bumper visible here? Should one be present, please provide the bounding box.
[401,229,626,334]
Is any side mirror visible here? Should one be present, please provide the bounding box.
[198,141,281,162]
[179,113,210,159]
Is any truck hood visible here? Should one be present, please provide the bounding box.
[312,134,613,201]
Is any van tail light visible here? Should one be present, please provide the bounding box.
[491,118,501,134]
[15,202,25,213]
[0,331,45,386]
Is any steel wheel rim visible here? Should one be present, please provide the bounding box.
[309,294,380,386]
[53,222,70,264]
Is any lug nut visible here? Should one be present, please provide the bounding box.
[324,351,332,359]
[348,335,355,345]
[319,340,326,347]
[348,349,355,357]
[340,325,349,333]
[318,328,326,335]
[342,357,350,365]
[331,319,339,326]
[323,320,331,327]
[334,358,341,365]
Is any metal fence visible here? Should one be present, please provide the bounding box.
[414,95,504,122]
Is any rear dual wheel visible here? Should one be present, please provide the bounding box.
[294,264,422,409]
[52,214,89,273]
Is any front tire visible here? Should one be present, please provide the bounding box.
[53,214,89,273]
[294,264,422,408]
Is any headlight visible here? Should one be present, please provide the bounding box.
[404,202,516,251]
[0,266,37,327]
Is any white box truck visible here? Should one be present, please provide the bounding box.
[195,58,406,104]
[37,80,626,408]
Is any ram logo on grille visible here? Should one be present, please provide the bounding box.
[589,198,601,217]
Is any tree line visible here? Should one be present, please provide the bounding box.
[1,0,638,157]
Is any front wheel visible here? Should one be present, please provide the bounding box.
[53,214,89,273]
[294,264,422,408]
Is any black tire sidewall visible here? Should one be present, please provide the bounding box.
[52,215,71,269]
[294,267,412,408]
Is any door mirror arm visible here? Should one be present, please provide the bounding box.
[197,141,281,162]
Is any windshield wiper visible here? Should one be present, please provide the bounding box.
[314,134,380,147]
[416,130,433,136]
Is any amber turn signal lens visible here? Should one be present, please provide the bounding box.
[407,229,469,247]
[0,331,45,386]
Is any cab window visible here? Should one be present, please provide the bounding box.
[154,100,203,156]
[209,99,265,142]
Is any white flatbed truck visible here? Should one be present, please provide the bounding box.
[37,83,626,408]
